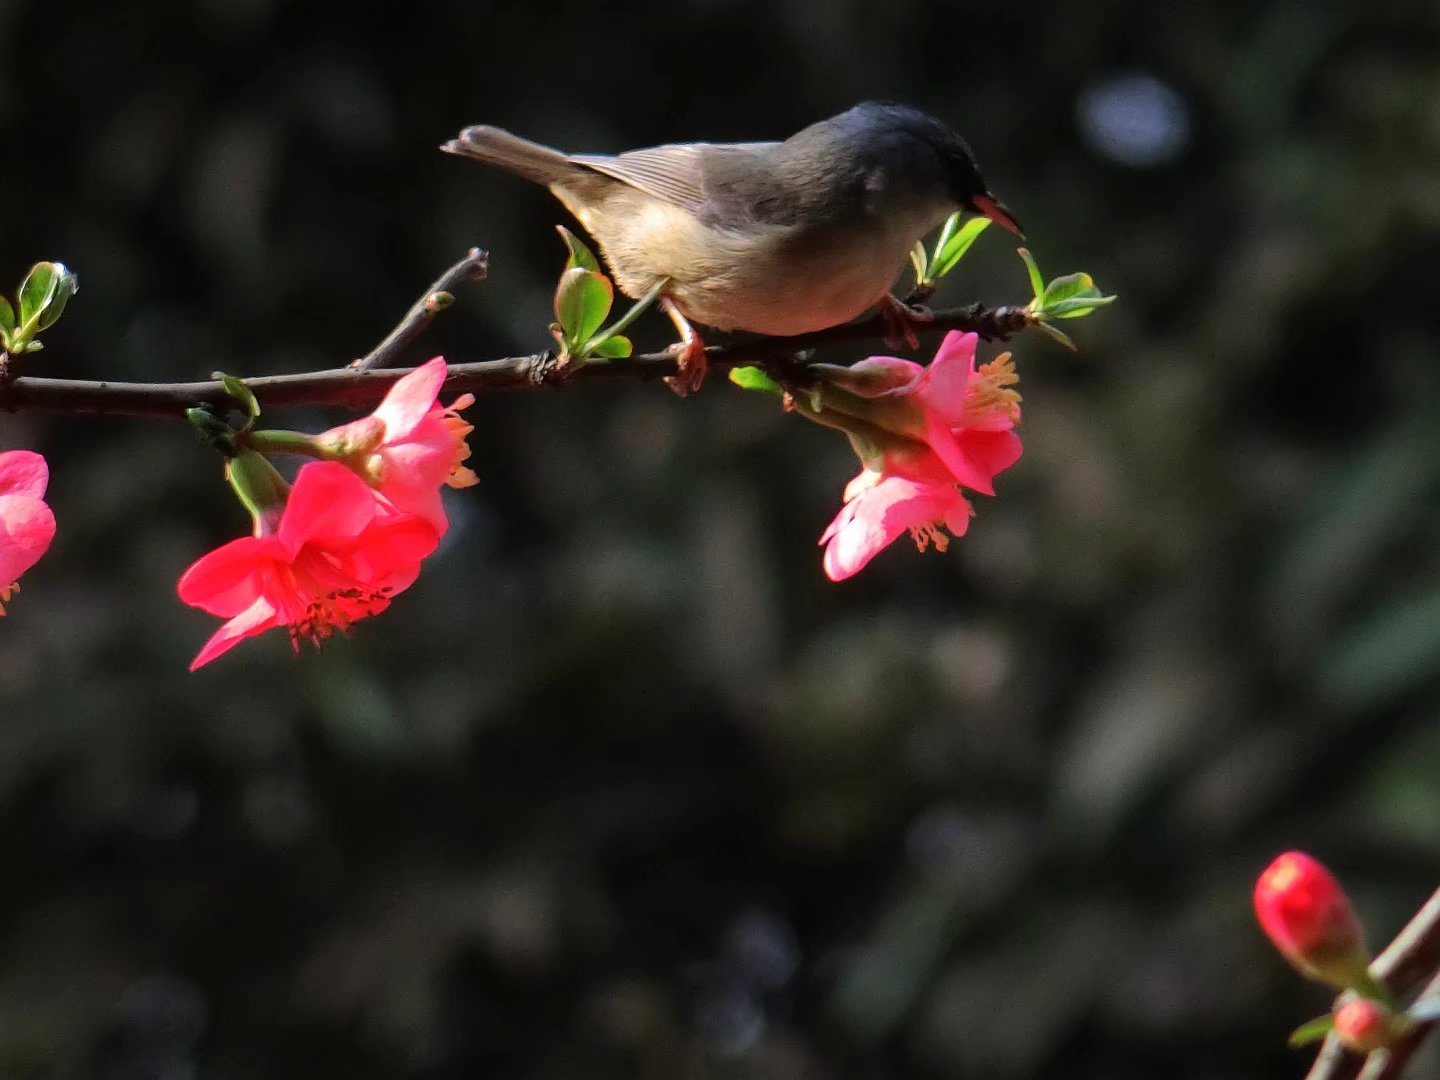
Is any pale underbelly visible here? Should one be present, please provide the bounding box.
[666,246,908,336]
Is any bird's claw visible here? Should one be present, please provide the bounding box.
[877,293,934,351]
[663,338,708,397]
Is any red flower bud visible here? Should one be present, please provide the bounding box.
[1254,851,1372,991]
[1333,997,1408,1054]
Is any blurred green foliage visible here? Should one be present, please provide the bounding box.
[1,0,1439,1078]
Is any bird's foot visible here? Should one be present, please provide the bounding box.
[661,297,707,396]
[876,293,934,352]
[663,337,708,397]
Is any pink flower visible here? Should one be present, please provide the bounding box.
[820,444,979,581]
[178,461,440,670]
[316,357,477,531]
[1254,851,1372,991]
[836,330,1022,495]
[813,333,1024,581]
[0,450,56,615]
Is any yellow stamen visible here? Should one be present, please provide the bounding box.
[963,352,1022,426]
[0,581,15,615]
[442,395,479,489]
[908,524,951,553]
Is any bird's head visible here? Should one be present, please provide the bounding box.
[846,102,1025,237]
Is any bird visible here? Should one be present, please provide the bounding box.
[441,102,1021,394]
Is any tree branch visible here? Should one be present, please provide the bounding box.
[0,302,1035,419]
[349,247,489,371]
[1306,888,1440,1080]
[1360,972,1440,1080]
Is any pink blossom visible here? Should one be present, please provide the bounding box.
[820,448,976,581]
[178,461,439,670]
[841,330,1022,495]
[316,357,477,531]
[0,450,56,614]
[816,332,1024,580]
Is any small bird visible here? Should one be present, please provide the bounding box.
[442,102,1021,393]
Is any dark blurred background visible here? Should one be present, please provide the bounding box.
[2,0,1439,1077]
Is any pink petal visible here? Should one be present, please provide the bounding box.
[958,429,1023,482]
[278,462,381,549]
[822,475,964,581]
[177,535,285,616]
[0,493,55,584]
[0,450,49,500]
[342,514,441,592]
[923,418,998,495]
[189,595,280,670]
[918,421,1022,496]
[914,331,979,423]
[932,330,980,371]
[372,357,447,438]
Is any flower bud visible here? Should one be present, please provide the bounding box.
[1254,851,1372,991]
[1333,997,1409,1054]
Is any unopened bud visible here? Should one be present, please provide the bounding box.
[1254,851,1372,992]
[1333,997,1409,1054]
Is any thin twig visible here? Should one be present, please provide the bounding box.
[0,303,1035,419]
[1306,888,1440,1080]
[349,247,489,371]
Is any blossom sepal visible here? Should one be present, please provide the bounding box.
[225,449,291,535]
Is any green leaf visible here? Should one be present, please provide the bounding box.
[909,242,928,286]
[18,262,58,326]
[1041,272,1095,306]
[930,212,961,263]
[728,365,782,394]
[0,295,14,335]
[587,334,632,359]
[1017,248,1045,300]
[553,267,613,346]
[17,261,77,332]
[930,217,991,280]
[556,225,601,272]
[214,371,261,427]
[1035,320,1077,350]
[1288,1015,1336,1048]
[1045,294,1118,319]
[1034,271,1117,320]
[34,263,76,331]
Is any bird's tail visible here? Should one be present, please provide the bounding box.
[440,125,577,186]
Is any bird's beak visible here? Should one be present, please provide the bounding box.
[971,193,1024,238]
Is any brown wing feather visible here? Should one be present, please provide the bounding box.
[569,142,778,215]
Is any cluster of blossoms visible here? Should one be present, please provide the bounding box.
[178,358,476,669]
[797,329,1023,580]
[3,337,1022,664]
[1253,850,1421,1055]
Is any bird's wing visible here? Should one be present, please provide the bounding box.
[570,142,779,216]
